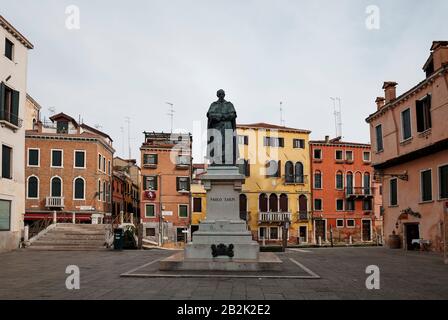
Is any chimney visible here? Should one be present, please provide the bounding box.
[430,41,448,71]
[375,97,385,110]
[325,135,330,144]
[383,82,398,104]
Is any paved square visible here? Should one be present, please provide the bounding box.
[0,247,447,300]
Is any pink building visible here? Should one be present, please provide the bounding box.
[366,41,448,252]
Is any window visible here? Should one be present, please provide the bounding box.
[293,139,305,149]
[102,181,106,201]
[143,154,158,165]
[363,199,372,211]
[346,172,354,195]
[238,159,251,177]
[259,227,266,239]
[420,169,432,202]
[375,125,383,152]
[2,145,12,179]
[259,193,268,212]
[295,162,304,183]
[439,165,448,199]
[336,199,344,211]
[346,199,355,211]
[416,95,432,132]
[269,194,278,212]
[73,177,85,200]
[266,160,281,178]
[335,150,343,161]
[103,157,106,173]
[28,149,39,167]
[179,204,188,218]
[345,151,353,162]
[363,151,371,162]
[264,136,284,147]
[108,160,111,175]
[56,121,68,134]
[143,176,158,190]
[336,219,344,228]
[74,151,85,168]
[314,199,323,211]
[269,227,279,240]
[363,173,371,195]
[5,38,14,60]
[238,135,249,145]
[314,171,322,189]
[27,176,39,199]
[336,171,343,190]
[193,198,202,212]
[346,219,355,228]
[0,83,20,127]
[51,150,63,167]
[285,161,294,183]
[0,200,11,231]
[390,178,398,206]
[145,204,155,217]
[177,177,190,191]
[313,149,322,160]
[146,228,156,237]
[51,177,62,197]
[279,194,288,212]
[98,154,102,170]
[401,108,412,140]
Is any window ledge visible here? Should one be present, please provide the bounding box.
[313,159,323,163]
[0,120,21,132]
[375,150,384,155]
[419,200,434,204]
[143,164,157,168]
[418,129,432,138]
[437,198,448,202]
[388,205,399,208]
[400,137,413,146]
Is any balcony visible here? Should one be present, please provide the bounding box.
[0,110,23,130]
[345,187,373,198]
[298,211,310,221]
[46,197,65,208]
[259,212,291,223]
[284,175,308,185]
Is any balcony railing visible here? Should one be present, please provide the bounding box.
[259,212,291,222]
[345,187,373,198]
[284,175,308,185]
[0,110,23,129]
[175,156,190,169]
[46,196,65,208]
[298,211,310,221]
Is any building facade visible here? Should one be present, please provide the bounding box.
[237,123,313,245]
[190,164,207,240]
[0,15,33,251]
[140,132,192,247]
[25,112,115,226]
[366,41,448,252]
[310,136,380,244]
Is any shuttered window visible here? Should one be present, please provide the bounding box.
[74,178,85,200]
[439,165,448,199]
[28,149,39,166]
[421,169,432,202]
[336,172,343,189]
[336,199,344,211]
[0,83,20,127]
[176,177,190,191]
[143,154,158,165]
[375,125,383,152]
[193,198,202,212]
[5,38,14,60]
[27,176,38,198]
[51,150,63,167]
[74,151,85,168]
[2,145,12,179]
[314,171,322,189]
[293,139,305,149]
[145,204,155,217]
[390,179,398,206]
[179,205,188,218]
[416,95,432,132]
[401,108,412,140]
[143,176,158,190]
[314,199,322,211]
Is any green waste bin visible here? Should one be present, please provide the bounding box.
[114,228,124,250]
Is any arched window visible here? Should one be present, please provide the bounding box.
[346,172,354,195]
[298,195,307,213]
[51,177,62,197]
[336,171,344,190]
[285,161,294,183]
[314,170,322,189]
[269,194,278,212]
[239,194,247,221]
[266,160,281,178]
[279,194,288,212]
[74,177,85,200]
[27,176,39,199]
[98,180,101,200]
[363,172,371,195]
[103,181,106,202]
[295,162,304,183]
[259,193,268,212]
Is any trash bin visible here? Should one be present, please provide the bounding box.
[114,228,124,250]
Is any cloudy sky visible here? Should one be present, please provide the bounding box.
[2,0,447,163]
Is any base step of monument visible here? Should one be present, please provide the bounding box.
[159,252,282,272]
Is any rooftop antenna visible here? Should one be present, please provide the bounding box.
[48,107,56,115]
[330,97,343,138]
[94,124,102,130]
[166,102,175,133]
[279,101,285,127]
[125,117,131,159]
[120,126,125,157]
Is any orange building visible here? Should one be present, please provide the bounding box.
[310,136,381,244]
[140,132,192,247]
[366,41,448,253]
[25,112,114,227]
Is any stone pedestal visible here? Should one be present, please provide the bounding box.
[160,166,280,271]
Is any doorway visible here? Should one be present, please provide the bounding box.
[405,223,420,250]
[315,220,326,243]
[362,220,372,241]
[299,226,308,243]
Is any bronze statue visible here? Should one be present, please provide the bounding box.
[206,89,238,166]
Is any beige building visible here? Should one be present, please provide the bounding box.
[0,15,34,252]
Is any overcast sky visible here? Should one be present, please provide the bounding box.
[2,0,447,163]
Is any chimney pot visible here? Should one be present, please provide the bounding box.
[382,82,398,104]
[375,97,386,110]
[325,135,330,143]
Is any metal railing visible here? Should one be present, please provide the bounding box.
[345,187,373,197]
[45,197,65,207]
[298,211,310,221]
[259,212,291,222]
[284,175,308,184]
[0,110,23,128]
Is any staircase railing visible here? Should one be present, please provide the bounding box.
[28,216,53,239]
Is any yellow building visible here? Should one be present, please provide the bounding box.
[237,123,312,245]
[190,164,207,238]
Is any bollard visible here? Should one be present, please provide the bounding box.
[72,212,76,224]
[24,225,29,242]
[53,210,57,224]
[318,236,322,246]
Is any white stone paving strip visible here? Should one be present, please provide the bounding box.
[288,248,313,253]
[288,258,320,279]
[120,258,163,276]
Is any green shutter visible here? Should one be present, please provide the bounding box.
[11,89,19,126]
[176,177,180,191]
[153,175,158,190]
[0,83,5,121]
[142,176,147,190]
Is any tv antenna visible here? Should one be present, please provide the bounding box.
[125,117,131,159]
[120,126,125,157]
[279,101,285,127]
[330,97,342,138]
[48,107,56,115]
[166,102,175,133]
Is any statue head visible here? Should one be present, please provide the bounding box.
[217,89,225,102]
